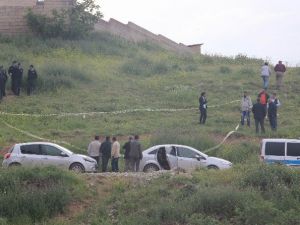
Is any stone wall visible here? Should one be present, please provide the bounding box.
[95,19,202,55]
[0,0,202,55]
[0,0,73,35]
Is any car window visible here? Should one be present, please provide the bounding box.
[170,146,176,156]
[265,142,285,156]
[287,143,300,157]
[148,149,158,155]
[41,145,63,156]
[20,144,40,155]
[177,147,197,158]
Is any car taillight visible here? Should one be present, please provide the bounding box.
[4,153,11,159]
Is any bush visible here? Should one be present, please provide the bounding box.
[238,164,300,191]
[219,66,232,74]
[0,167,85,223]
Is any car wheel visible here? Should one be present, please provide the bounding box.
[143,164,159,173]
[207,165,219,170]
[69,163,85,173]
[8,162,21,167]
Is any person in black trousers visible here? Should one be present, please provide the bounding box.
[100,136,112,172]
[0,66,7,100]
[252,98,266,134]
[199,92,207,124]
[27,65,38,95]
[268,99,277,131]
[8,61,18,95]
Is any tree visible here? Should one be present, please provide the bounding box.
[26,0,103,39]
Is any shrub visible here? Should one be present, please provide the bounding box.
[238,164,300,191]
[0,167,85,223]
[219,66,231,74]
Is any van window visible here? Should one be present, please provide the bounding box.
[265,142,285,156]
[287,143,300,156]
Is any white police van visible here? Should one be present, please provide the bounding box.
[260,139,300,166]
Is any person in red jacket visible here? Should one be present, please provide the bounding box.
[274,60,286,90]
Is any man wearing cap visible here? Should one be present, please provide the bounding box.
[274,60,286,90]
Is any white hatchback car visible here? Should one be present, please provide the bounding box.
[140,144,232,172]
[2,142,97,173]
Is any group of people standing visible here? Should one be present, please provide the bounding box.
[0,61,38,101]
[87,135,143,172]
[261,60,286,90]
[199,60,285,134]
[241,90,280,133]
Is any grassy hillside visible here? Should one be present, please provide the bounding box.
[1,33,300,224]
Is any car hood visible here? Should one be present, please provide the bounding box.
[74,154,97,162]
[208,157,232,165]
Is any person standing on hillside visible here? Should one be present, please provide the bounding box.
[240,91,252,127]
[199,92,207,124]
[8,61,18,95]
[123,136,132,172]
[27,65,38,96]
[129,135,143,172]
[252,98,266,134]
[261,62,272,89]
[268,99,277,131]
[274,61,286,90]
[271,93,281,108]
[87,135,101,166]
[0,66,7,100]
[15,62,23,96]
[100,136,112,172]
[111,137,120,172]
[258,89,269,117]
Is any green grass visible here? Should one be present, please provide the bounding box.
[0,32,300,224]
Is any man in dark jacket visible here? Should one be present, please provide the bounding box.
[199,92,207,124]
[123,136,132,172]
[268,99,277,131]
[100,136,112,172]
[15,63,23,96]
[0,66,7,100]
[274,60,286,90]
[8,61,18,95]
[27,65,38,96]
[252,98,266,134]
[129,135,143,172]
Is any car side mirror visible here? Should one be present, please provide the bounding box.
[60,152,69,157]
[195,154,205,161]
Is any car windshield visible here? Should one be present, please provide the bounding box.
[56,145,74,155]
[186,146,208,158]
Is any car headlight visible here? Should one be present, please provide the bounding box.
[84,158,95,163]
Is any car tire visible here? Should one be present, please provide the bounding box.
[207,165,219,170]
[143,164,159,173]
[8,162,21,167]
[69,163,85,173]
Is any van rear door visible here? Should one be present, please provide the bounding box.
[264,141,285,164]
[285,142,300,166]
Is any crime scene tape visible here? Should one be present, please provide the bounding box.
[0,100,240,118]
[1,119,82,151]
[203,124,240,153]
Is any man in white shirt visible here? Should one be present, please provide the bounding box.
[261,62,272,89]
[111,136,120,172]
[87,135,101,166]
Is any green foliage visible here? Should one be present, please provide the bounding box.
[219,66,232,74]
[0,167,85,223]
[26,0,102,39]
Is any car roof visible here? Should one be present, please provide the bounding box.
[261,138,300,143]
[144,144,208,156]
[16,142,59,146]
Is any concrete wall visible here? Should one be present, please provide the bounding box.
[95,19,201,55]
[0,0,73,35]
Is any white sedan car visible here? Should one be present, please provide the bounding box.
[2,142,97,173]
[140,144,232,172]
